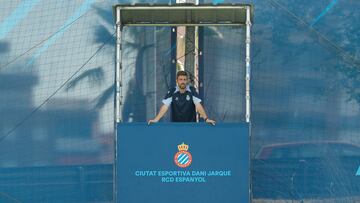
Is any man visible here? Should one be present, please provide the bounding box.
[148,71,216,125]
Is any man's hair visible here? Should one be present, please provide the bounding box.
[176,70,188,79]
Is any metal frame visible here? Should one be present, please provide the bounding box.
[115,7,122,123]
[114,4,253,26]
[114,4,253,123]
[245,6,252,123]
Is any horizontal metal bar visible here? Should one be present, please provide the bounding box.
[113,4,254,26]
[117,6,248,10]
[122,23,245,26]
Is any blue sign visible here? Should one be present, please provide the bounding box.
[116,123,249,203]
[357,166,360,176]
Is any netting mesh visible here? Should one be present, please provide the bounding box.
[121,26,173,123]
[0,1,117,201]
[0,0,117,168]
[0,0,360,202]
[247,0,360,200]
[202,26,246,122]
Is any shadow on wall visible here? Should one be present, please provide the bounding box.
[0,40,105,167]
[252,141,360,200]
[66,3,167,122]
[0,41,9,54]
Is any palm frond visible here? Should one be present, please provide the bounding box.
[204,27,224,39]
[94,25,114,46]
[94,84,114,109]
[123,41,141,50]
[93,5,113,25]
[65,67,104,91]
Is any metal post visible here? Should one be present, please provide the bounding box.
[114,6,122,203]
[245,6,252,123]
[177,0,198,85]
[115,6,123,123]
[171,27,177,87]
[198,27,204,101]
[185,0,197,85]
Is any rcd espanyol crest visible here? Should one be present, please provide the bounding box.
[174,143,192,168]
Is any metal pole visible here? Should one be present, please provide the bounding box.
[245,6,251,123]
[115,6,123,123]
[114,6,122,203]
[184,0,197,85]
[171,27,177,87]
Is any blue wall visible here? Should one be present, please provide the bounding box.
[0,0,360,201]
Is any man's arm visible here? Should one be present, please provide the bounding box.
[195,103,216,125]
[148,104,169,125]
[148,88,174,125]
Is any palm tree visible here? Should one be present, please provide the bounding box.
[65,4,156,122]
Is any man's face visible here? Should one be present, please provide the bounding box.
[176,75,188,90]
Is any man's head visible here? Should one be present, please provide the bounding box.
[176,71,188,90]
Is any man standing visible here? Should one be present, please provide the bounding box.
[148,71,216,125]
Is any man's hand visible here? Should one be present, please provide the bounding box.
[148,105,168,125]
[148,118,158,125]
[195,104,215,125]
[205,118,216,126]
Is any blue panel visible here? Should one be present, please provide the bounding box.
[0,164,113,202]
[117,123,249,203]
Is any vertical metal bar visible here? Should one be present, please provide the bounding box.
[115,6,122,123]
[245,6,252,123]
[194,26,199,90]
[114,6,122,203]
[170,27,177,87]
[154,27,157,116]
[183,0,197,85]
[245,9,252,202]
[198,27,204,102]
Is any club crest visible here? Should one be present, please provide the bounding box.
[174,143,192,168]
